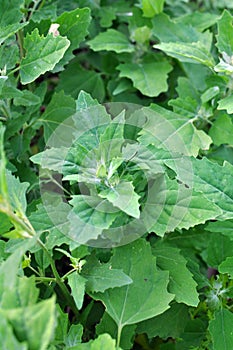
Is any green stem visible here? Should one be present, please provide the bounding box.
[16,30,25,59]
[116,325,122,349]
[62,268,77,281]
[35,276,57,283]
[0,102,12,120]
[28,0,42,20]
[36,238,79,316]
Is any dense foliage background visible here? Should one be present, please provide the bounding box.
[1,0,233,349]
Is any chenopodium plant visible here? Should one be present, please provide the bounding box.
[30,86,233,349]
[1,0,233,349]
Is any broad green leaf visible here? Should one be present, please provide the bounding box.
[117,61,172,97]
[136,302,189,339]
[219,257,233,277]
[165,157,233,220]
[152,13,199,43]
[65,324,83,348]
[0,212,12,234]
[216,10,233,56]
[139,104,212,156]
[3,296,56,350]
[179,318,208,350]
[92,239,174,332]
[89,29,134,53]
[67,272,87,310]
[57,60,105,102]
[76,90,99,110]
[1,276,39,309]
[29,202,72,248]
[82,259,132,293]
[99,181,140,219]
[152,243,199,306]
[0,237,37,290]
[0,0,24,27]
[206,219,233,238]
[0,22,27,45]
[154,42,215,67]
[206,233,233,268]
[96,312,136,350]
[13,90,41,107]
[71,333,121,350]
[209,114,233,146]
[4,170,29,215]
[68,195,118,244]
[99,6,116,28]
[32,3,57,22]
[175,12,218,32]
[144,174,221,236]
[218,95,233,114]
[53,305,69,345]
[141,0,165,17]
[37,90,76,142]
[54,8,91,71]
[209,309,233,350]
[20,29,70,84]
[99,111,125,161]
[0,315,27,350]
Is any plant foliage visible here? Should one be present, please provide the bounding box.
[1,0,233,349]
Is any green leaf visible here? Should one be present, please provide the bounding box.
[209,114,233,146]
[99,111,125,161]
[165,157,233,220]
[73,333,121,350]
[0,315,27,350]
[175,12,218,32]
[136,302,189,339]
[29,201,72,248]
[206,233,233,268]
[216,10,233,56]
[152,243,199,306]
[218,95,233,114]
[20,28,70,84]
[0,22,27,45]
[209,309,233,350]
[96,312,136,350]
[141,0,165,17]
[54,7,91,71]
[89,29,134,53]
[154,42,215,67]
[99,181,140,219]
[82,259,132,293]
[4,170,29,215]
[0,0,24,27]
[117,61,172,97]
[65,324,83,348]
[92,239,174,333]
[3,296,56,350]
[76,90,99,110]
[139,104,212,157]
[38,90,76,142]
[68,195,118,244]
[67,272,87,310]
[152,13,199,43]
[13,90,41,107]
[219,257,233,277]
[57,60,105,102]
[0,276,39,309]
[144,174,221,236]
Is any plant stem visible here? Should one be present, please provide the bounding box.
[116,325,122,349]
[36,238,80,316]
[16,30,25,59]
[35,276,57,283]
